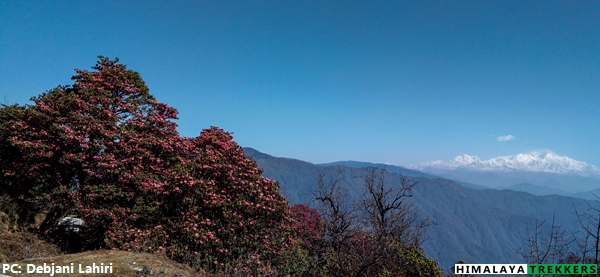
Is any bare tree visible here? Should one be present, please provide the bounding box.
[355,167,433,276]
[311,167,359,276]
[361,167,428,246]
[312,167,437,277]
[572,195,600,266]
[515,215,572,266]
[515,200,600,277]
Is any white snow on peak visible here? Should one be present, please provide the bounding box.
[414,150,600,177]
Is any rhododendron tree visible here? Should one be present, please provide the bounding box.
[3,58,157,233]
[0,57,295,271]
[3,57,172,238]
[108,127,295,270]
[0,103,31,228]
[291,204,323,250]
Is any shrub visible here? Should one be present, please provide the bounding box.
[398,244,443,277]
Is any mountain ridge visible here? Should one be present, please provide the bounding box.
[242,147,594,270]
[411,150,600,178]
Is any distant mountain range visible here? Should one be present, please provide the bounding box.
[412,151,600,177]
[408,151,600,197]
[242,147,594,271]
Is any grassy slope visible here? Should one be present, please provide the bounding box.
[14,250,200,277]
[0,230,202,277]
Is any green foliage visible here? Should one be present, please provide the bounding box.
[399,244,443,277]
[377,267,391,277]
[320,249,353,277]
[275,241,326,277]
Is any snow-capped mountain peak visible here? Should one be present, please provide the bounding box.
[453,154,481,164]
[414,151,600,177]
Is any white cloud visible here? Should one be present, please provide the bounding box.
[497,135,515,142]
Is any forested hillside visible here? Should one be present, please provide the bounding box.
[244,147,596,270]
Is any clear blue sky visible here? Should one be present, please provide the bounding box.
[1,1,599,166]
